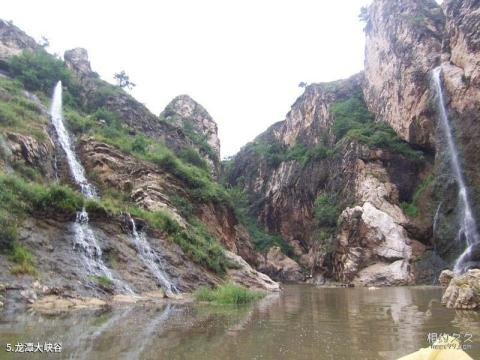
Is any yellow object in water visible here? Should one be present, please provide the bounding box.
[397,336,473,360]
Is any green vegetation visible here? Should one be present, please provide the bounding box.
[87,275,113,287]
[0,173,83,253]
[400,174,434,217]
[80,188,232,275]
[248,138,332,168]
[64,107,229,205]
[0,77,48,140]
[9,243,36,275]
[331,91,423,160]
[227,185,293,256]
[194,283,265,304]
[314,194,339,228]
[181,121,217,161]
[8,49,81,107]
[312,194,340,253]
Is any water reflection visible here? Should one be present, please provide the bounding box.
[0,286,479,359]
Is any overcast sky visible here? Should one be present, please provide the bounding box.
[4,0,373,157]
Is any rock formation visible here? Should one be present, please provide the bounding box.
[363,0,444,150]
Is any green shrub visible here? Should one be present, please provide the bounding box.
[314,194,339,228]
[8,49,81,104]
[9,243,36,276]
[179,146,209,170]
[227,185,293,256]
[181,121,217,161]
[331,91,423,160]
[400,174,434,218]
[87,275,113,287]
[247,139,333,169]
[0,209,17,252]
[65,109,94,134]
[194,283,265,304]
[0,173,84,218]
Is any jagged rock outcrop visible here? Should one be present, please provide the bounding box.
[161,95,221,175]
[363,0,444,151]
[229,76,364,255]
[228,72,428,285]
[64,49,221,176]
[0,19,39,65]
[64,48,92,76]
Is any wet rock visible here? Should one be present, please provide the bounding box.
[20,289,37,304]
[257,246,304,282]
[439,269,454,288]
[32,295,108,314]
[353,260,413,287]
[441,269,480,310]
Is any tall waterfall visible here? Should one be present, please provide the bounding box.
[432,67,480,273]
[50,81,131,292]
[129,216,177,295]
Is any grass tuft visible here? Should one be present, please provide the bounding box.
[194,283,265,304]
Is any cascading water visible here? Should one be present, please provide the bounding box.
[432,67,480,273]
[50,81,131,292]
[129,216,177,295]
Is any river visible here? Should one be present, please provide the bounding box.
[1,285,479,359]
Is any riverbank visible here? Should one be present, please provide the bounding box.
[1,285,478,359]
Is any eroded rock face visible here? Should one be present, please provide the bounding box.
[64,48,92,76]
[363,0,444,150]
[6,132,56,177]
[441,269,480,310]
[78,138,257,265]
[229,73,427,285]
[433,0,480,251]
[257,246,304,283]
[0,19,39,63]
[229,75,364,260]
[333,151,419,286]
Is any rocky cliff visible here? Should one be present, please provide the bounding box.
[363,0,444,151]
[227,0,480,285]
[0,20,278,306]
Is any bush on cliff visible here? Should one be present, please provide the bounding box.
[8,49,81,106]
[227,185,294,256]
[332,91,423,160]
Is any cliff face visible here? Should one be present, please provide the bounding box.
[229,74,428,285]
[363,0,444,151]
[228,0,480,285]
[0,23,278,302]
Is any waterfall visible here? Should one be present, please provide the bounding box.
[432,67,480,273]
[129,216,177,295]
[50,81,131,293]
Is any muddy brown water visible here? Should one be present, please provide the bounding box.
[1,285,479,359]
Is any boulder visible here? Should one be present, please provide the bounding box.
[441,269,480,310]
[257,246,304,282]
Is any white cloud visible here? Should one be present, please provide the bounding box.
[4,0,372,157]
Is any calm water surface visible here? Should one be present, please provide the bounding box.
[1,285,479,359]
